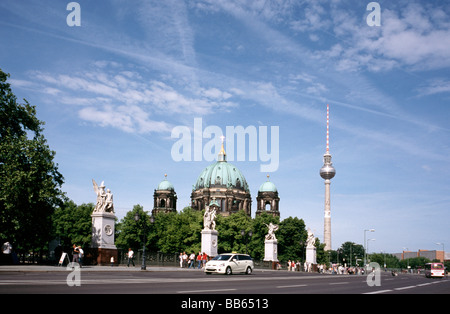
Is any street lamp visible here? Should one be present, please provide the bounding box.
[364,229,375,267]
[403,247,410,272]
[367,239,375,263]
[241,230,253,255]
[134,212,155,270]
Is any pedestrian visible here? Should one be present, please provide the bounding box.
[127,248,135,267]
[72,244,79,264]
[196,252,202,269]
[188,252,195,268]
[78,246,84,268]
[110,256,115,267]
[182,251,188,268]
[202,252,208,268]
[1,242,12,265]
[179,253,183,268]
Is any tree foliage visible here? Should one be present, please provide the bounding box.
[116,207,311,262]
[51,199,93,248]
[0,69,64,252]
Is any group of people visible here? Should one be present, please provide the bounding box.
[179,252,208,269]
[316,264,366,275]
[283,260,304,271]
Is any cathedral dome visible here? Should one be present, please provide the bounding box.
[194,160,249,192]
[191,138,252,216]
[258,180,277,193]
[157,175,174,191]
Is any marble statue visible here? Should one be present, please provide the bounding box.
[203,206,216,231]
[265,222,279,241]
[92,179,114,213]
[306,228,315,248]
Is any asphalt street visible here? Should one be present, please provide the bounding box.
[0,265,448,296]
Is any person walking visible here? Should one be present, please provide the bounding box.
[182,252,188,268]
[197,252,202,269]
[127,248,135,267]
[72,244,79,264]
[188,252,195,268]
[202,252,208,268]
[78,246,84,268]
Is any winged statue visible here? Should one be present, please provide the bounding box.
[92,179,114,213]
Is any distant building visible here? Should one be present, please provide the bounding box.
[393,250,446,263]
[255,175,280,217]
[152,174,177,216]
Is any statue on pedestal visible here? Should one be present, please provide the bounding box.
[203,205,216,231]
[92,179,114,213]
[265,222,279,241]
[306,228,315,248]
[305,228,317,268]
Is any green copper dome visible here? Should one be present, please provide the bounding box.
[259,180,277,192]
[157,175,174,191]
[194,140,250,192]
[194,160,249,192]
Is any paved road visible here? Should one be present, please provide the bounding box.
[0,265,448,295]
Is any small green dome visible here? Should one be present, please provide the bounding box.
[157,175,174,191]
[259,179,277,192]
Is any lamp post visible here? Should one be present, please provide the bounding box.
[402,247,410,272]
[241,230,253,255]
[364,229,375,267]
[134,212,155,270]
[367,239,375,263]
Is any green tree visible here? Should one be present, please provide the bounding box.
[116,204,151,251]
[0,69,64,254]
[315,240,327,265]
[368,252,400,269]
[51,199,93,248]
[399,256,430,270]
[216,210,253,254]
[277,216,307,262]
[117,206,203,254]
[336,241,365,266]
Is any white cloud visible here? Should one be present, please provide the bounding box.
[78,105,171,134]
[417,79,450,96]
[324,1,450,72]
[27,66,239,133]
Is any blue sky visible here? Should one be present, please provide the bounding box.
[1,0,449,254]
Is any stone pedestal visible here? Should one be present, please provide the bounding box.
[264,239,278,262]
[90,212,117,265]
[201,229,218,257]
[306,246,316,265]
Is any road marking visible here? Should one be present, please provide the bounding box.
[394,286,416,290]
[177,288,236,294]
[329,282,349,285]
[363,290,393,294]
[416,283,433,287]
[276,284,308,288]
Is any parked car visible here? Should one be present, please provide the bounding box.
[204,253,254,275]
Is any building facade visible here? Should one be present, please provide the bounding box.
[152,175,177,216]
[190,142,252,216]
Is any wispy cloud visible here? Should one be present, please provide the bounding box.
[22,65,239,133]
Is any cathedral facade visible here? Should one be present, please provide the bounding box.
[153,142,280,217]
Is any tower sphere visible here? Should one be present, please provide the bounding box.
[320,162,336,180]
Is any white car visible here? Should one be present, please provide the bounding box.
[204,253,254,275]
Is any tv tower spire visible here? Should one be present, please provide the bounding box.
[320,104,335,251]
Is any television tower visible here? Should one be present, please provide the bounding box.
[320,104,336,251]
